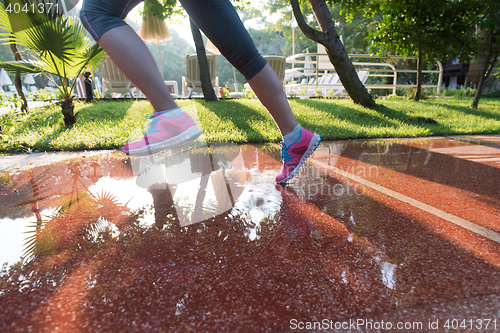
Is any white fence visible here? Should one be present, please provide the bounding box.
[285,51,443,96]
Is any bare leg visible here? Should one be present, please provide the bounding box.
[247,64,298,136]
[98,26,297,136]
[98,25,177,112]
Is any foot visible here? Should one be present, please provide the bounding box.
[276,128,321,183]
[122,110,203,156]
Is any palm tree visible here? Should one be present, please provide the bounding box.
[0,5,105,126]
[23,172,133,263]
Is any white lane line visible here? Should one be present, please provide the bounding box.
[308,158,500,244]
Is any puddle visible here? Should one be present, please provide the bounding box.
[1,138,500,332]
[0,144,283,267]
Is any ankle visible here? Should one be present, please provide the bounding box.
[154,107,183,118]
[282,124,302,146]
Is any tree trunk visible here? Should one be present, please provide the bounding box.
[148,186,178,231]
[471,30,500,109]
[466,27,486,88]
[9,39,28,113]
[471,54,491,109]
[290,0,375,108]
[61,98,77,127]
[414,42,423,101]
[190,19,218,102]
[467,55,485,89]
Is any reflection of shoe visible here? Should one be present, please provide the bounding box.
[122,110,203,156]
[276,128,321,183]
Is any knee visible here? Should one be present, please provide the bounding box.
[228,51,267,81]
[210,34,267,80]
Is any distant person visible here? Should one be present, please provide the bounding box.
[80,0,321,183]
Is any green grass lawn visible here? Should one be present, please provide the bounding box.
[1,96,500,153]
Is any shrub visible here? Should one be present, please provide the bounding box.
[440,86,477,98]
[28,89,56,102]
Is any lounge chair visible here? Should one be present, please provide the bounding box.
[93,77,102,95]
[328,70,370,97]
[164,80,179,98]
[8,85,17,95]
[317,43,335,72]
[101,57,141,98]
[74,76,86,98]
[182,54,219,98]
[264,56,286,87]
[244,55,286,93]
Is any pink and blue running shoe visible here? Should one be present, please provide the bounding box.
[276,128,321,183]
[122,110,203,156]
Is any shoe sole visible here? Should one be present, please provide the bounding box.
[122,126,203,157]
[277,134,322,184]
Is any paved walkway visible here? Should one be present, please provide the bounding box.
[0,101,51,116]
[1,135,499,332]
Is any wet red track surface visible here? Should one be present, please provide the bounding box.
[1,135,499,332]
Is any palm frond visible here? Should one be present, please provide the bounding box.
[22,219,50,261]
[0,3,11,32]
[76,43,106,76]
[56,191,92,214]
[1,2,106,122]
[0,59,42,74]
[92,190,123,208]
[64,16,93,53]
[23,16,74,62]
[0,5,20,45]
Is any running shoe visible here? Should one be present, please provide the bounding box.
[276,128,321,183]
[122,110,203,156]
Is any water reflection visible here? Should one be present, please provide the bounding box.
[380,261,397,290]
[88,177,155,226]
[0,216,34,266]
[334,139,500,200]
[276,140,500,313]
[0,144,284,266]
[1,139,500,332]
[0,144,292,331]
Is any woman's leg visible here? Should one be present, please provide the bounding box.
[179,0,298,136]
[246,64,298,136]
[180,0,321,182]
[97,25,177,112]
[81,0,176,112]
[80,0,202,155]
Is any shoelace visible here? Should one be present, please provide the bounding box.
[280,142,293,163]
[144,114,164,135]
